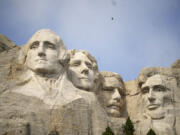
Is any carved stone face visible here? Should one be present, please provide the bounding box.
[102,77,124,117]
[68,52,96,90]
[26,32,61,74]
[141,74,171,118]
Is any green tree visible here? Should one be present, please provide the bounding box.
[122,117,135,135]
[147,129,156,135]
[102,126,115,135]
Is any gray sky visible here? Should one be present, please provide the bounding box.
[0,0,180,81]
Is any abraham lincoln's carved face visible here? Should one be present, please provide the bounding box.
[141,74,172,118]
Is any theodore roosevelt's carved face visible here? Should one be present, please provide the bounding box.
[68,52,96,90]
[26,31,61,74]
[141,74,172,118]
[101,76,124,117]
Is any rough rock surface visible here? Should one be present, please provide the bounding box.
[0,30,108,135]
[125,80,142,119]
[0,34,16,52]
[171,59,180,69]
[109,117,125,135]
[125,67,180,135]
[0,34,20,94]
[0,90,107,135]
[0,32,179,135]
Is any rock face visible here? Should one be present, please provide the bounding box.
[0,30,108,135]
[0,35,20,94]
[0,34,16,52]
[125,80,142,119]
[130,67,180,135]
[0,30,179,135]
[171,59,180,69]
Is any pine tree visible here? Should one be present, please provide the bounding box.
[122,117,135,135]
[102,126,115,135]
[146,129,156,135]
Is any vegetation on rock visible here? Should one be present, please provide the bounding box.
[146,129,156,135]
[102,126,115,135]
[122,117,135,135]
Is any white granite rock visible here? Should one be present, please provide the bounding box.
[0,30,180,135]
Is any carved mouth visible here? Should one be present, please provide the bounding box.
[79,77,88,80]
[35,59,47,63]
[37,59,46,61]
[108,104,120,110]
[35,59,47,64]
[147,104,160,110]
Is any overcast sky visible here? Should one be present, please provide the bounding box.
[0,0,180,81]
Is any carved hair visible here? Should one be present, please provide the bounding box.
[98,71,126,117]
[100,71,125,94]
[137,67,179,89]
[18,29,69,67]
[67,49,98,72]
[67,49,100,92]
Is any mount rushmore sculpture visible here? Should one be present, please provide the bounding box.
[0,29,179,135]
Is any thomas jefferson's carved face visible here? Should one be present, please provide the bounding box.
[141,74,171,117]
[68,52,96,90]
[102,77,124,117]
[26,32,61,74]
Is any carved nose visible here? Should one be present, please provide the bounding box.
[37,43,46,57]
[81,69,89,75]
[81,63,89,75]
[148,89,155,102]
[38,52,46,57]
[113,89,121,101]
[148,96,155,102]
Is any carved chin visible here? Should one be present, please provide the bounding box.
[146,108,165,119]
[77,79,94,90]
[107,109,121,118]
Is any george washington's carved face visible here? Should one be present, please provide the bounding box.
[26,31,61,74]
[68,52,96,90]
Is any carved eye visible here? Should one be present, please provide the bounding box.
[154,85,166,92]
[86,62,93,69]
[103,87,113,92]
[104,88,113,92]
[142,87,149,94]
[71,61,81,67]
[44,41,56,49]
[30,41,39,49]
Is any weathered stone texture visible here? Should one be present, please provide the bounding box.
[0,35,20,94]
[134,67,180,135]
[125,80,142,119]
[0,34,16,52]
[0,30,108,135]
[0,31,179,135]
[171,59,180,69]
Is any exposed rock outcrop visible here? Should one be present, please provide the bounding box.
[0,34,20,94]
[171,59,180,69]
[0,31,179,135]
[0,34,16,53]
